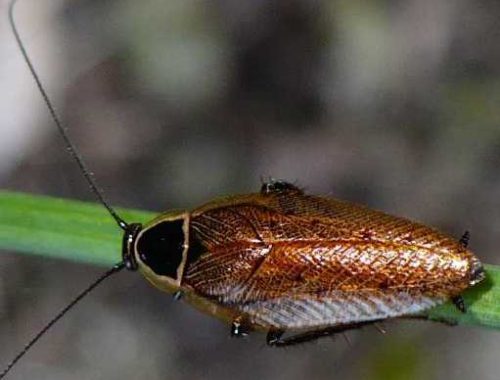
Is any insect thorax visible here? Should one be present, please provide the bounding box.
[133,213,190,289]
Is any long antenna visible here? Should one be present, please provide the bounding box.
[0,262,126,380]
[4,1,131,378]
[8,0,128,231]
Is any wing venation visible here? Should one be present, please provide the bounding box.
[184,188,474,329]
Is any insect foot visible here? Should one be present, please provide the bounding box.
[266,329,285,346]
[260,180,302,195]
[452,295,467,313]
[459,230,470,248]
[230,319,250,338]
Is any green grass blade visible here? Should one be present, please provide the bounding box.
[427,265,499,329]
[0,190,499,329]
[0,190,155,266]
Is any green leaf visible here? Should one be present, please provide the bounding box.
[0,190,155,266]
[0,190,499,329]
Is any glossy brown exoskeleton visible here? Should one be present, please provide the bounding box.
[5,0,487,376]
[123,180,485,346]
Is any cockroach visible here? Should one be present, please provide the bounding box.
[2,0,486,378]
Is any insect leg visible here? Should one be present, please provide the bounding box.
[173,291,183,301]
[266,321,381,347]
[459,230,470,248]
[260,180,302,195]
[266,329,285,345]
[452,295,467,313]
[447,228,471,312]
[230,317,250,338]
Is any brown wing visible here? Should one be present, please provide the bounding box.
[191,187,460,250]
[183,188,476,329]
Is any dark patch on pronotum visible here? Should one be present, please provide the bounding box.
[137,220,185,278]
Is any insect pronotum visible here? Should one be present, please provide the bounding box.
[2,0,486,378]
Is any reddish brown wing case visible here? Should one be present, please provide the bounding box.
[181,187,481,330]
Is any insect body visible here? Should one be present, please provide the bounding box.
[124,180,485,346]
[2,0,486,376]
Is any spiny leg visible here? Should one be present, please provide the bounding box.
[459,230,470,248]
[453,231,471,312]
[454,229,470,313]
[266,321,382,347]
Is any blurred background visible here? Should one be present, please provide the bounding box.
[1,0,500,379]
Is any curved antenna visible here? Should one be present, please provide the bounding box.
[0,262,126,380]
[8,0,128,231]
